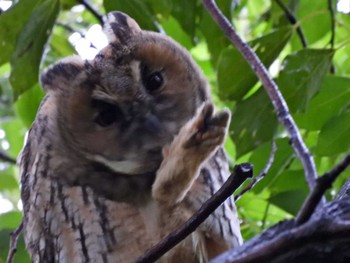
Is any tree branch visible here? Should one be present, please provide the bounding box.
[6,220,23,263]
[0,150,16,164]
[275,0,307,48]
[135,163,253,263]
[211,191,350,263]
[76,0,104,25]
[296,152,350,225]
[235,141,277,202]
[202,0,319,194]
[328,0,336,74]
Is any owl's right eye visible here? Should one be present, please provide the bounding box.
[92,100,123,127]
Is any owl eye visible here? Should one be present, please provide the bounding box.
[144,72,163,92]
[92,100,123,127]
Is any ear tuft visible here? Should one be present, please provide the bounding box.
[40,56,85,92]
[104,11,141,45]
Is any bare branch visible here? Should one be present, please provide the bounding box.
[76,0,104,25]
[235,141,277,202]
[6,221,23,263]
[275,0,307,48]
[135,163,253,263]
[202,0,319,194]
[0,150,16,164]
[296,153,350,226]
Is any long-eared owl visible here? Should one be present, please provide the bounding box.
[19,11,242,263]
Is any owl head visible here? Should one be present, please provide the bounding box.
[37,12,211,200]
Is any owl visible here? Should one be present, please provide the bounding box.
[18,12,242,262]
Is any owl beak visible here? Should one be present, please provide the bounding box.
[144,114,162,134]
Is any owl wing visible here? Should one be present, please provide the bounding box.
[185,147,242,257]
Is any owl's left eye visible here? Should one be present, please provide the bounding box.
[144,72,163,92]
[92,100,123,127]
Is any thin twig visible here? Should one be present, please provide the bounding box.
[6,220,24,263]
[76,0,104,25]
[296,153,350,226]
[0,150,16,164]
[275,0,307,48]
[202,0,319,194]
[135,163,253,263]
[328,0,336,49]
[328,0,336,74]
[235,141,277,202]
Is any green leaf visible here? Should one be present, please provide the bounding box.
[0,167,18,192]
[217,27,292,100]
[0,0,42,66]
[269,190,307,216]
[270,170,308,194]
[297,0,331,44]
[277,49,334,113]
[50,33,75,57]
[295,76,350,130]
[199,0,232,65]
[146,0,172,18]
[103,0,158,31]
[230,89,278,157]
[0,211,22,231]
[162,16,193,49]
[316,111,350,156]
[60,0,77,10]
[170,0,198,41]
[1,119,26,157]
[9,0,60,98]
[15,84,44,128]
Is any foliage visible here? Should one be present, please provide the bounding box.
[0,0,349,261]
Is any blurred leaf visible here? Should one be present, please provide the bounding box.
[316,111,350,156]
[146,0,172,18]
[0,0,41,66]
[249,138,294,193]
[1,120,26,157]
[269,190,307,216]
[15,84,44,128]
[218,27,292,100]
[297,0,331,45]
[162,16,193,49]
[9,0,59,98]
[0,211,22,230]
[0,167,18,191]
[270,169,308,194]
[103,0,158,31]
[199,0,232,65]
[277,49,334,113]
[295,76,350,130]
[60,0,77,10]
[170,0,198,41]
[50,33,75,57]
[230,89,278,157]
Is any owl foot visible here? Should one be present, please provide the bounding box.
[183,103,230,152]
